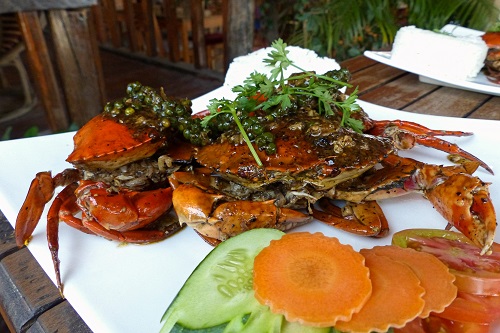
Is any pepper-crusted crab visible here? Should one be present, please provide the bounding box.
[170,103,495,254]
[15,84,198,295]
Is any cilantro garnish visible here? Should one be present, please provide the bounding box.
[203,38,364,166]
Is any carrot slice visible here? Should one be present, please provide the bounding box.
[369,245,457,318]
[253,232,372,327]
[335,250,425,333]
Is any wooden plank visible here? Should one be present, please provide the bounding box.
[162,0,181,62]
[97,0,123,47]
[16,11,70,132]
[468,96,500,120]
[123,0,140,52]
[141,0,157,57]
[0,247,62,332]
[0,212,18,333]
[190,0,207,68]
[357,74,439,110]
[48,8,105,126]
[90,4,106,44]
[27,301,92,333]
[340,55,378,74]
[0,211,17,260]
[225,0,253,65]
[347,63,405,95]
[403,87,490,118]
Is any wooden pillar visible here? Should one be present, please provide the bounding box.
[163,0,181,62]
[100,0,124,47]
[16,12,70,132]
[48,8,105,126]
[190,0,207,68]
[224,0,254,71]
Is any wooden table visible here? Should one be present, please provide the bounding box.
[0,54,498,332]
[1,0,106,133]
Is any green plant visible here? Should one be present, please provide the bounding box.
[1,126,39,141]
[280,0,500,61]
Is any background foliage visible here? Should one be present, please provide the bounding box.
[258,0,500,61]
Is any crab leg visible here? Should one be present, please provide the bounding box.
[59,193,95,235]
[335,155,496,254]
[47,182,80,296]
[312,199,389,237]
[369,120,473,137]
[172,184,312,242]
[16,168,80,247]
[81,218,171,243]
[425,172,496,255]
[368,120,493,174]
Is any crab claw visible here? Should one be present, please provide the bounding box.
[368,120,493,174]
[425,173,496,255]
[312,199,389,237]
[333,155,496,254]
[15,169,80,247]
[172,184,312,242]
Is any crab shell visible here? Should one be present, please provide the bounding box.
[66,114,167,170]
[195,115,394,190]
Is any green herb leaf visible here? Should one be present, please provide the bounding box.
[202,39,364,166]
[203,98,263,167]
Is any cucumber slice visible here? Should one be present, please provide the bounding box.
[160,228,285,332]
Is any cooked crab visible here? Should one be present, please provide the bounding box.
[15,85,196,295]
[170,102,495,255]
[482,31,500,84]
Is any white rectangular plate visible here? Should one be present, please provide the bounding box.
[364,50,500,96]
[364,24,499,96]
[0,92,499,332]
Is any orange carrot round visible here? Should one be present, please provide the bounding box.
[368,245,457,318]
[335,250,426,333]
[253,232,372,327]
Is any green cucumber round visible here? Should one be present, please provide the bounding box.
[160,228,333,333]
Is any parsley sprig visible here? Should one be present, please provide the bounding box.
[202,38,364,166]
[232,39,363,131]
[201,98,263,166]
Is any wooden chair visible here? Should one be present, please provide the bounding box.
[0,13,36,122]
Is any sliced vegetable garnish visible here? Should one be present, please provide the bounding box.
[253,232,372,327]
[392,229,500,296]
[335,250,425,333]
[432,291,500,324]
[160,228,286,333]
[396,316,492,333]
[368,245,457,318]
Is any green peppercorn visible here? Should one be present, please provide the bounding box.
[265,142,277,154]
[114,100,124,110]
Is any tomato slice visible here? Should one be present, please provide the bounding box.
[432,292,500,324]
[392,229,500,296]
[459,292,500,318]
[393,317,426,333]
[396,314,494,332]
[426,316,491,333]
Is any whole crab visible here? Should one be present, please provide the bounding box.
[482,31,500,84]
[170,105,496,255]
[15,86,196,295]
